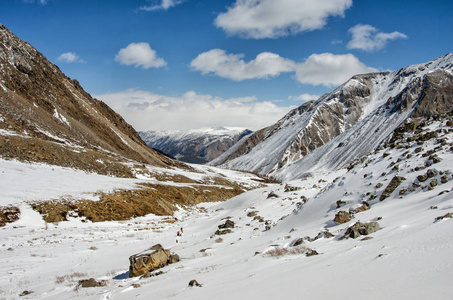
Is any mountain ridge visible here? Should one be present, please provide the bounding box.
[210,54,453,180]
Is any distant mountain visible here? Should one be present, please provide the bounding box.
[0,24,186,177]
[210,54,453,181]
[139,127,253,164]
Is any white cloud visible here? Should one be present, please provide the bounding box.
[347,24,408,52]
[140,0,183,11]
[289,93,320,102]
[215,0,352,39]
[115,43,167,69]
[294,53,378,86]
[95,89,293,131]
[191,49,377,87]
[23,0,51,5]
[190,49,295,81]
[57,52,86,63]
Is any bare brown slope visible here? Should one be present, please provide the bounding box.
[0,24,186,173]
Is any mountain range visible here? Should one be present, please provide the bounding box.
[210,54,453,180]
[139,127,252,164]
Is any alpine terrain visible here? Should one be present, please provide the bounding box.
[1,24,453,300]
[210,54,453,181]
[139,127,252,164]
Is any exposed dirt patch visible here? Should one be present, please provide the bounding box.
[31,182,245,223]
[0,206,21,226]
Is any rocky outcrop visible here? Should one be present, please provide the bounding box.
[380,176,405,201]
[129,244,179,278]
[334,211,353,224]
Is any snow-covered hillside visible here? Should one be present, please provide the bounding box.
[211,54,453,180]
[2,116,452,299]
[139,127,252,164]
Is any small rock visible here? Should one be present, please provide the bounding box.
[334,211,353,224]
[188,279,202,287]
[78,278,108,288]
[19,290,33,297]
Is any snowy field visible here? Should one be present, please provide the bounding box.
[1,120,453,299]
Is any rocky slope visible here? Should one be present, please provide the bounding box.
[210,54,453,180]
[139,127,252,164]
[0,24,185,177]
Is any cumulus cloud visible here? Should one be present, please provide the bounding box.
[140,0,183,11]
[289,93,320,102]
[294,53,378,86]
[95,89,293,131]
[191,49,377,87]
[57,52,86,63]
[190,49,295,81]
[115,43,167,69]
[215,0,352,39]
[347,24,408,52]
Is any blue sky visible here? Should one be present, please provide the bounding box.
[1,0,452,130]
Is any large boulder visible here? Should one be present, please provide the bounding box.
[129,244,179,277]
[343,221,380,239]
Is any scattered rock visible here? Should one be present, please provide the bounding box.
[267,191,279,199]
[343,221,380,239]
[215,229,232,235]
[380,176,405,201]
[350,202,370,214]
[78,278,108,288]
[218,219,235,229]
[305,249,319,257]
[435,213,453,221]
[19,290,33,297]
[334,211,353,224]
[290,238,304,247]
[247,211,256,217]
[188,279,202,287]
[284,184,301,192]
[336,200,346,208]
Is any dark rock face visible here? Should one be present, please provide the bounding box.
[129,244,179,277]
[380,176,406,201]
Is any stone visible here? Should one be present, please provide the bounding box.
[129,244,178,278]
[336,200,346,208]
[215,229,232,235]
[188,279,202,287]
[218,219,235,229]
[334,211,353,224]
[380,176,405,201]
[343,221,380,239]
[247,211,256,217]
[305,249,319,257]
[78,278,108,288]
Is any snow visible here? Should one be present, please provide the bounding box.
[1,119,453,299]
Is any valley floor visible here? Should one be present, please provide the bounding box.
[1,119,453,299]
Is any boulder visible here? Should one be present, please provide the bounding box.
[343,221,380,239]
[218,219,235,229]
[78,278,108,288]
[129,244,178,278]
[188,279,202,287]
[334,211,353,224]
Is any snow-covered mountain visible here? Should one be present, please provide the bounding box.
[139,127,252,164]
[210,54,453,181]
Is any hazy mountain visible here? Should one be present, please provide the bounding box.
[139,127,252,164]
